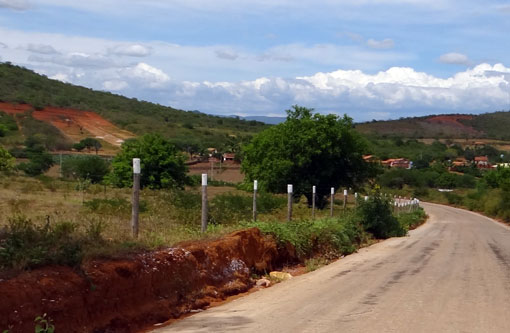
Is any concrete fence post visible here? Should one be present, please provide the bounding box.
[253,180,258,221]
[343,189,348,211]
[330,187,335,217]
[131,158,141,238]
[201,174,208,233]
[287,184,293,222]
[312,185,316,219]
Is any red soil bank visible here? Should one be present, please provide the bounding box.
[0,102,133,146]
[0,228,288,333]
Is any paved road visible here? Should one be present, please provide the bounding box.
[152,203,510,332]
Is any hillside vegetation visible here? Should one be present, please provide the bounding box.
[0,62,268,151]
[357,112,510,140]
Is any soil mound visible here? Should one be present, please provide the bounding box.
[0,228,287,333]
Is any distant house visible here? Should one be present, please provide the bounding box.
[362,155,378,163]
[450,157,469,171]
[474,156,491,169]
[223,153,236,162]
[206,147,217,157]
[382,158,412,169]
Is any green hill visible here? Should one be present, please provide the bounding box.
[356,112,510,141]
[0,62,268,152]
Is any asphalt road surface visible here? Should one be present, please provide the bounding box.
[152,203,510,332]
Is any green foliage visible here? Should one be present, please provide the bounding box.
[242,106,374,207]
[19,152,54,176]
[108,133,188,189]
[0,216,93,269]
[378,168,476,190]
[34,314,55,333]
[357,190,404,238]
[62,155,110,183]
[249,215,363,259]
[0,145,15,172]
[16,114,71,151]
[396,209,426,232]
[209,192,286,225]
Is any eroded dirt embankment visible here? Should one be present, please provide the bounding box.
[0,228,294,333]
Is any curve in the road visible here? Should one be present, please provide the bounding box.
[151,203,510,333]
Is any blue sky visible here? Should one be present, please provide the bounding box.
[1,0,510,121]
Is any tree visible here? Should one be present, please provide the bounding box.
[242,106,375,207]
[79,138,102,154]
[0,145,15,172]
[62,155,110,183]
[18,136,54,176]
[107,133,188,189]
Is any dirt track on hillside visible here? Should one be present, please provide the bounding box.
[0,102,133,147]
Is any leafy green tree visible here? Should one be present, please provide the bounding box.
[108,133,188,189]
[0,145,15,172]
[79,137,102,154]
[62,155,110,183]
[242,106,374,207]
[17,136,54,176]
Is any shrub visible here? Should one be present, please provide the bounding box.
[209,192,286,225]
[0,216,98,269]
[356,191,404,238]
[0,145,15,173]
[249,215,363,259]
[62,155,110,183]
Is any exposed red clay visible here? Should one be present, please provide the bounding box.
[0,228,292,333]
[0,102,134,147]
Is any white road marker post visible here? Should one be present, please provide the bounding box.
[343,189,348,211]
[354,192,358,209]
[201,174,208,233]
[330,187,335,217]
[253,180,258,222]
[312,185,316,220]
[287,184,293,222]
[131,158,141,238]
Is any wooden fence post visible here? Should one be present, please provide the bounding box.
[201,174,208,233]
[287,184,293,222]
[253,180,258,221]
[131,158,141,238]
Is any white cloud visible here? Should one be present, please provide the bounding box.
[215,49,239,60]
[366,38,395,49]
[25,43,59,54]
[439,52,471,65]
[28,52,116,68]
[49,72,70,82]
[164,63,510,121]
[0,0,29,10]
[121,62,170,87]
[497,4,510,13]
[109,44,151,57]
[103,80,128,91]
[0,42,7,48]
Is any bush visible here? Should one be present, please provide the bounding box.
[209,192,286,225]
[0,216,95,269]
[62,155,110,183]
[18,151,54,176]
[249,215,363,259]
[0,145,15,172]
[108,133,188,189]
[357,191,404,238]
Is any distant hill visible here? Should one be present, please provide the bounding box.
[0,62,269,152]
[243,116,286,125]
[356,112,510,140]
